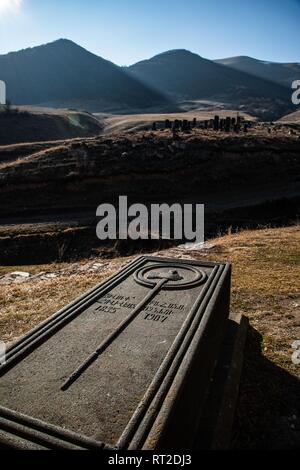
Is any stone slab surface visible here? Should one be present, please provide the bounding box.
[0,257,224,448]
[195,312,248,449]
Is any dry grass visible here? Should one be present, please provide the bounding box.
[0,266,116,344]
[199,225,300,375]
[192,225,300,448]
[0,225,299,447]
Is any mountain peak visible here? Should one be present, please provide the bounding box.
[46,38,80,47]
[130,49,205,69]
[41,38,85,51]
[158,49,194,55]
[0,39,169,110]
[0,38,83,58]
[152,49,203,60]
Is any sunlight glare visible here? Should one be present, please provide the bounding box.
[0,0,23,15]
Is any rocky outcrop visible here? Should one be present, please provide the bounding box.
[0,126,299,264]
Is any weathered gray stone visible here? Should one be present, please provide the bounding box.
[10,271,30,279]
[0,256,231,450]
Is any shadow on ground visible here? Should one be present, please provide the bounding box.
[233,325,300,449]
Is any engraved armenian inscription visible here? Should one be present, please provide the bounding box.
[95,292,185,323]
[61,263,207,390]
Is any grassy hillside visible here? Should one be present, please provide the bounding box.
[128,50,294,120]
[0,106,103,145]
[278,109,300,124]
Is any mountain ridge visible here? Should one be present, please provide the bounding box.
[0,39,170,112]
[215,55,300,87]
[127,49,293,119]
[0,40,296,118]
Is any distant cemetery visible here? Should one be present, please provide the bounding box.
[151,115,250,133]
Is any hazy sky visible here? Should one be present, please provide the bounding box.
[0,0,299,64]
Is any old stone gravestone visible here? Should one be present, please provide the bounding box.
[0,256,231,450]
[0,81,6,106]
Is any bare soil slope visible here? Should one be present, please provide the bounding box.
[0,123,299,264]
[278,109,300,124]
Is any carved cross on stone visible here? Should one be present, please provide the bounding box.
[61,268,184,391]
[147,270,183,282]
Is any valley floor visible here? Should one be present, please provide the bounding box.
[0,225,299,448]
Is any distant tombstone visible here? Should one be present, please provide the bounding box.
[213,115,220,131]
[165,119,171,129]
[182,119,188,131]
[173,119,180,130]
[184,121,192,133]
[243,124,248,133]
[152,122,157,131]
[192,118,197,128]
[0,80,6,105]
[0,256,231,450]
[225,117,231,132]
